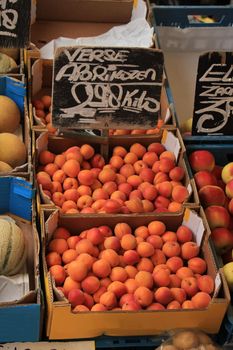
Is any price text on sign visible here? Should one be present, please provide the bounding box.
[0,0,31,47]
[192,51,233,136]
[52,46,164,129]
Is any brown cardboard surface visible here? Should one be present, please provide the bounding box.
[36,0,133,23]
[41,208,230,339]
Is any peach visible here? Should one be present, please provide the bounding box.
[108,281,127,298]
[167,300,181,309]
[134,286,153,307]
[130,143,146,158]
[114,223,132,239]
[91,199,106,212]
[228,198,233,215]
[194,170,217,190]
[191,291,211,309]
[133,160,148,174]
[73,304,89,312]
[100,278,111,288]
[39,150,55,165]
[152,162,162,175]
[102,181,117,195]
[66,208,79,214]
[68,288,85,307]
[53,227,71,240]
[110,190,127,202]
[119,164,134,179]
[125,198,144,213]
[91,303,107,311]
[103,199,122,213]
[142,185,158,201]
[92,259,111,278]
[139,168,155,183]
[151,249,166,265]
[63,276,81,296]
[135,271,153,289]
[119,293,135,307]
[44,163,59,177]
[169,166,185,182]
[122,300,141,311]
[123,250,140,266]
[124,279,139,294]
[52,169,66,183]
[170,287,186,304]
[129,189,143,200]
[37,171,52,190]
[162,241,181,258]
[110,266,128,282]
[77,195,93,209]
[148,142,165,155]
[121,234,137,250]
[98,168,116,184]
[86,228,104,245]
[154,286,173,305]
[188,257,207,274]
[189,150,215,172]
[52,192,65,207]
[137,242,154,258]
[79,144,95,160]
[181,241,200,260]
[64,189,79,202]
[99,291,117,309]
[154,196,170,209]
[46,252,62,267]
[123,152,138,165]
[63,177,78,190]
[157,181,173,198]
[127,174,142,188]
[62,200,77,213]
[146,235,163,249]
[67,236,80,249]
[54,154,66,168]
[199,185,226,207]
[181,276,199,297]
[67,260,88,282]
[159,157,175,173]
[109,155,124,169]
[99,249,120,267]
[118,182,133,197]
[166,256,183,273]
[176,267,194,280]
[169,274,181,288]
[77,185,92,196]
[61,159,80,178]
[66,149,83,163]
[176,225,193,243]
[137,257,154,273]
[98,225,112,238]
[197,275,214,294]
[93,286,107,303]
[142,151,158,167]
[226,179,233,199]
[112,146,128,158]
[76,239,94,255]
[153,264,170,274]
[222,162,233,184]
[171,185,189,203]
[78,170,95,186]
[147,303,165,310]
[91,179,103,189]
[62,249,78,264]
[125,265,138,278]
[81,276,100,294]
[159,150,176,162]
[104,236,120,251]
[76,253,95,270]
[90,154,105,169]
[134,225,149,239]
[162,231,177,242]
[148,220,166,236]
[153,269,170,287]
[182,300,195,309]
[48,238,68,254]
[205,205,230,229]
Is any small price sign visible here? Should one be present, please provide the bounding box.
[0,0,31,48]
[52,46,164,130]
[192,51,233,136]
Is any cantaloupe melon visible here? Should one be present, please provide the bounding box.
[0,133,26,168]
[0,161,13,173]
[0,218,27,276]
[0,52,17,73]
[0,95,20,133]
[0,48,19,61]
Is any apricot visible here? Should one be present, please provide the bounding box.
[53,227,71,240]
[91,303,107,311]
[191,291,211,308]
[176,267,194,280]
[169,166,185,182]
[135,271,153,289]
[110,266,128,282]
[153,269,170,287]
[188,257,207,274]
[67,260,88,282]
[125,265,138,278]
[154,286,173,305]
[37,171,52,190]
[75,239,94,255]
[92,259,111,278]
[123,250,140,265]
[176,225,193,243]
[99,291,117,309]
[137,242,154,258]
[48,238,68,255]
[181,241,199,260]
[63,276,81,296]
[151,249,166,265]
[134,286,153,307]
[139,168,155,183]
[81,276,100,294]
[166,256,183,273]
[68,288,85,307]
[46,252,62,267]
[197,275,214,294]
[108,281,127,298]
[181,276,199,297]
[76,253,95,270]
[62,249,78,264]
[148,220,166,236]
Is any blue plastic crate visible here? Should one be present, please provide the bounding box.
[95,335,165,348]
[0,177,35,221]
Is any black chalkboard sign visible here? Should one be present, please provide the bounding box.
[52,46,164,129]
[192,52,233,136]
[0,0,31,48]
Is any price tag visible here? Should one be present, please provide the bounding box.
[0,0,31,48]
[52,46,164,130]
[182,208,205,246]
[192,51,233,136]
[213,272,221,299]
[0,341,95,350]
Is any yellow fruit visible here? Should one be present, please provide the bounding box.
[0,95,20,133]
[0,133,26,167]
[0,161,13,173]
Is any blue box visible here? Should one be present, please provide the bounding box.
[0,177,41,342]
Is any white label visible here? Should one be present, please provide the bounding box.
[182,208,205,246]
[162,131,180,161]
[164,107,171,123]
[0,341,95,350]
[213,272,221,299]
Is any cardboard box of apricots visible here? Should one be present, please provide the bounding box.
[41,206,230,339]
[27,57,176,134]
[33,127,199,216]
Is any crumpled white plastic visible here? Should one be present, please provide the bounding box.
[40,0,154,59]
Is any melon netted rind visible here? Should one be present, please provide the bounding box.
[0,219,27,276]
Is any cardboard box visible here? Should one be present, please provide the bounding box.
[0,178,41,342]
[34,128,199,216]
[28,58,176,132]
[31,0,134,51]
[41,207,230,339]
[0,75,32,181]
